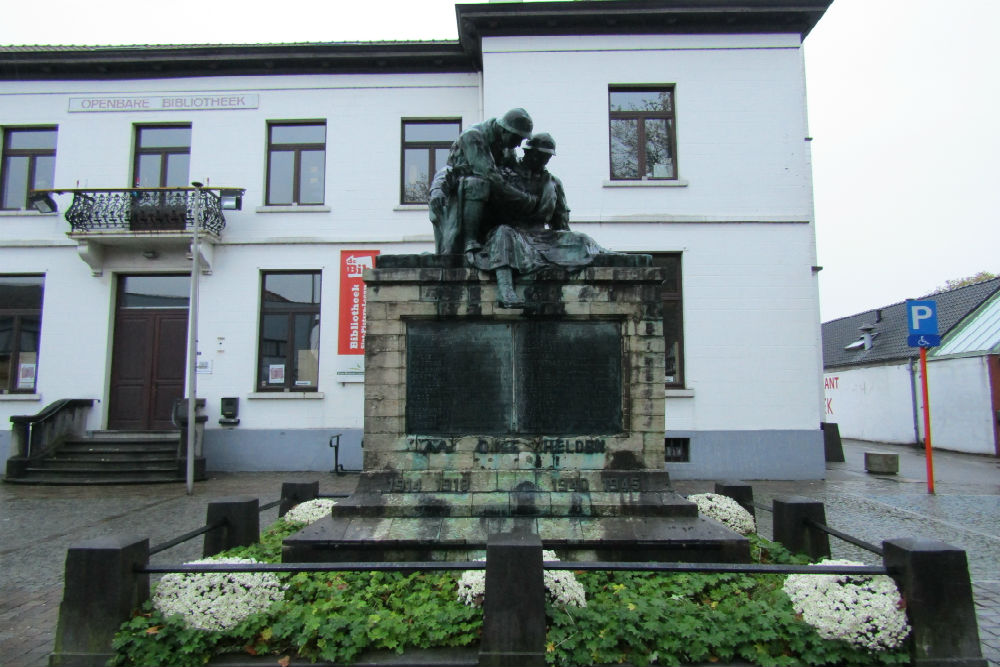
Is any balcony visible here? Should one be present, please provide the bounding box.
[29,187,244,276]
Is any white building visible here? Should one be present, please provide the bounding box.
[1,0,832,481]
[822,278,1000,456]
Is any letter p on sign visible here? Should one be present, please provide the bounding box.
[906,300,938,335]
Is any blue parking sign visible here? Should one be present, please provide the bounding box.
[906,300,939,347]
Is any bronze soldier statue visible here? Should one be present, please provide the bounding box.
[428,108,538,257]
[469,132,606,307]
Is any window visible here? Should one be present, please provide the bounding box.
[664,437,690,462]
[258,272,322,391]
[400,119,460,204]
[650,253,684,386]
[266,122,326,205]
[609,86,676,180]
[0,275,44,394]
[1,128,57,210]
[133,125,191,188]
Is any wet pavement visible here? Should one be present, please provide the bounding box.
[1,438,997,667]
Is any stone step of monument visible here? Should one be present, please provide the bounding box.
[283,514,750,564]
[354,468,674,496]
[330,490,697,519]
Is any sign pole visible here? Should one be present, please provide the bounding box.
[186,183,203,496]
[907,299,939,495]
[919,346,935,494]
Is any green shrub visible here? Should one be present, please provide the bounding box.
[110,520,909,666]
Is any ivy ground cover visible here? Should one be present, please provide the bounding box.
[111,503,910,667]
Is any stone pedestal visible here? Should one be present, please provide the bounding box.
[284,254,748,562]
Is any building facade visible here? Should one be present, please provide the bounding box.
[823,278,1000,456]
[0,0,832,480]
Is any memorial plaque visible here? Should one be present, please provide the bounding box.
[406,321,513,434]
[516,321,622,434]
[406,320,622,435]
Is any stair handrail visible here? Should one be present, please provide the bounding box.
[9,399,95,462]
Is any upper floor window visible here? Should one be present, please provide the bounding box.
[609,86,676,180]
[401,119,460,204]
[257,271,322,391]
[266,122,326,205]
[133,125,191,188]
[0,275,44,394]
[1,128,57,210]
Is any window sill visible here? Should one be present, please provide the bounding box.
[248,391,325,400]
[0,210,58,217]
[255,205,331,214]
[603,179,688,188]
[0,393,41,401]
[665,388,694,398]
[393,204,429,212]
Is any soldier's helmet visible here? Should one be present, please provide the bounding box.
[497,108,533,139]
[525,132,556,155]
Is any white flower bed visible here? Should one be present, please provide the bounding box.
[152,557,286,631]
[282,498,337,525]
[687,493,756,535]
[457,550,586,608]
[783,559,910,650]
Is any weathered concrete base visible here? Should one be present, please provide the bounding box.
[283,512,749,563]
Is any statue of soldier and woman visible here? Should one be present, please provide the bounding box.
[429,108,605,308]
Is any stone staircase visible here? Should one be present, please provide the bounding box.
[6,431,186,485]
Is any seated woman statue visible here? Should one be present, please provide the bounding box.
[467,132,607,308]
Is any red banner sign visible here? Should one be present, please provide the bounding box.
[338,249,379,355]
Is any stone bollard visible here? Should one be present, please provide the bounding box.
[821,422,845,462]
[714,481,756,520]
[278,480,320,517]
[50,536,149,667]
[771,496,831,560]
[479,531,546,667]
[203,496,260,557]
[883,538,987,667]
[865,452,899,474]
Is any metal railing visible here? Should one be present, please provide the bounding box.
[8,398,94,461]
[50,482,989,667]
[29,186,243,235]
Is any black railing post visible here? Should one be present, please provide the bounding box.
[772,496,831,560]
[713,480,756,520]
[203,496,259,557]
[50,536,149,667]
[883,538,987,667]
[279,480,320,517]
[479,532,546,667]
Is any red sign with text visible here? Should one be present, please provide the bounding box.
[338,250,379,355]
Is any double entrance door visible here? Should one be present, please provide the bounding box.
[108,275,190,431]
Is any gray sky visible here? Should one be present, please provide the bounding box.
[2,0,996,322]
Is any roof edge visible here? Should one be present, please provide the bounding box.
[1,0,834,81]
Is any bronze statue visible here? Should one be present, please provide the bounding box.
[429,112,608,308]
[429,108,538,257]
[468,132,606,307]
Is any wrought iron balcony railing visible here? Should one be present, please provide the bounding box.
[29,187,244,235]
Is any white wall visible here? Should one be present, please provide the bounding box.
[824,363,917,444]
[825,356,998,455]
[922,356,996,455]
[481,34,814,222]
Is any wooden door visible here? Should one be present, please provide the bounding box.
[108,276,189,430]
